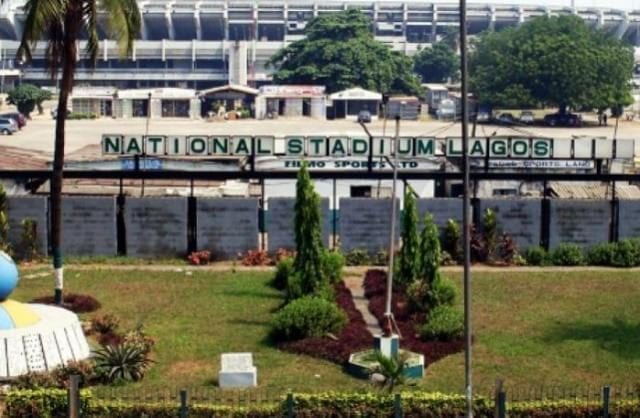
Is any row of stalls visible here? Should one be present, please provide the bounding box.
[69,85,411,120]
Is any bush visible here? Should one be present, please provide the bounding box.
[273,256,294,290]
[523,246,550,266]
[187,250,211,265]
[550,244,584,266]
[91,313,120,335]
[13,371,58,389]
[611,239,640,267]
[443,219,462,262]
[122,324,156,355]
[31,293,101,313]
[407,276,457,314]
[67,111,98,119]
[345,248,371,266]
[271,296,346,341]
[373,250,389,266]
[18,218,40,262]
[322,250,344,284]
[586,242,616,266]
[240,249,271,266]
[50,360,96,388]
[420,305,464,341]
[94,341,154,384]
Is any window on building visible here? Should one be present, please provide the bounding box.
[351,186,372,198]
[161,100,190,117]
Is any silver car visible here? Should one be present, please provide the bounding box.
[0,117,18,135]
[519,111,535,125]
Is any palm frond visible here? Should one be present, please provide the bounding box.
[83,0,99,65]
[99,0,141,58]
[18,0,67,66]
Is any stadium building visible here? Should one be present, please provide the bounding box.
[0,0,638,90]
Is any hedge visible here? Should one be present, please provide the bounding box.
[6,388,640,417]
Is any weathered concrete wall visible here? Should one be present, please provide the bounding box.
[480,199,541,249]
[267,197,331,251]
[617,200,640,240]
[7,196,48,255]
[339,198,399,254]
[62,197,117,256]
[197,198,259,259]
[549,200,610,248]
[416,198,465,229]
[125,197,188,257]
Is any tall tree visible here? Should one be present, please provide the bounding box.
[396,189,419,288]
[419,214,441,290]
[268,9,422,95]
[414,43,459,83]
[470,15,634,112]
[294,164,326,295]
[16,0,140,304]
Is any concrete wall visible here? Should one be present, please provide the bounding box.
[125,197,188,257]
[267,197,331,251]
[197,198,259,259]
[62,197,117,256]
[417,198,465,230]
[617,200,640,240]
[549,200,610,248]
[339,198,399,254]
[7,197,48,255]
[480,199,541,249]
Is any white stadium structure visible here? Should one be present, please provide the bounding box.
[0,0,638,89]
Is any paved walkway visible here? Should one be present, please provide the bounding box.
[343,274,382,337]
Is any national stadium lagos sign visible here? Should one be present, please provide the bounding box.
[101,135,636,170]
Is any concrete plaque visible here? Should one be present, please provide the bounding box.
[7,337,27,377]
[219,352,257,388]
[197,198,259,259]
[267,197,331,251]
[23,334,46,372]
[41,331,63,369]
[549,200,610,248]
[480,199,541,249]
[125,197,188,257]
[62,197,117,256]
[339,198,400,254]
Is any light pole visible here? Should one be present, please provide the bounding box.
[459,0,473,416]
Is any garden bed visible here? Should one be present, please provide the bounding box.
[363,269,465,366]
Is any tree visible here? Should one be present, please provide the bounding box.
[268,9,422,95]
[7,84,51,117]
[419,214,441,290]
[294,163,326,295]
[396,189,419,288]
[16,0,140,304]
[414,43,458,83]
[470,15,634,112]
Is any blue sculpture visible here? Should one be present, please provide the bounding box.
[0,251,18,301]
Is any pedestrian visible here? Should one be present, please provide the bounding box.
[598,112,603,126]
[603,113,608,126]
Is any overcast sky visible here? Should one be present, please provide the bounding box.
[453,0,637,10]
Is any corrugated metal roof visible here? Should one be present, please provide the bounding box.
[550,182,640,199]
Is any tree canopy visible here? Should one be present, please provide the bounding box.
[470,15,634,111]
[268,9,422,95]
[414,43,458,84]
[7,84,51,117]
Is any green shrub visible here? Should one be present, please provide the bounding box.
[68,111,98,119]
[611,239,640,267]
[271,296,346,341]
[322,250,344,284]
[345,248,371,266]
[550,243,584,266]
[285,271,303,301]
[408,276,457,314]
[273,256,294,290]
[373,250,389,266]
[523,246,549,266]
[91,313,120,335]
[94,341,153,384]
[442,219,462,262]
[51,360,96,388]
[586,242,616,266]
[13,371,58,389]
[420,305,464,341]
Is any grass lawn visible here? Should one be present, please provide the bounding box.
[12,267,640,395]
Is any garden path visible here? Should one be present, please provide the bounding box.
[343,274,382,336]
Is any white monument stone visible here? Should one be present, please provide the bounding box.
[218,352,257,388]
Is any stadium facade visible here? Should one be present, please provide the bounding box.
[0,0,638,89]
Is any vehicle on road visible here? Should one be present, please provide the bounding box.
[497,112,515,125]
[544,112,583,127]
[436,98,456,120]
[0,118,18,135]
[476,105,492,123]
[0,112,26,129]
[519,111,535,125]
[357,110,372,124]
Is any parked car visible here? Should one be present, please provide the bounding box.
[476,106,492,123]
[519,110,535,125]
[0,112,26,129]
[357,110,372,123]
[497,112,515,125]
[0,118,18,135]
[543,112,583,127]
[436,98,456,120]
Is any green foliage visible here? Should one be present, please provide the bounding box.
[550,244,585,266]
[414,43,459,83]
[345,248,372,266]
[268,9,422,95]
[483,208,498,261]
[408,275,456,315]
[443,219,462,262]
[372,351,409,393]
[271,296,346,341]
[586,242,616,266]
[293,164,327,296]
[419,214,441,287]
[91,313,120,335]
[397,190,420,288]
[470,15,634,110]
[420,305,464,341]
[7,84,51,117]
[50,360,96,388]
[67,112,98,119]
[93,341,153,383]
[322,250,345,284]
[610,239,640,267]
[0,183,9,254]
[523,246,550,266]
[373,250,389,266]
[122,324,156,356]
[18,218,40,261]
[273,256,294,290]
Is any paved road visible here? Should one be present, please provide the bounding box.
[2,112,640,158]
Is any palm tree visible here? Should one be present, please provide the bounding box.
[15,0,140,304]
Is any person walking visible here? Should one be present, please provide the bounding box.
[603,113,608,126]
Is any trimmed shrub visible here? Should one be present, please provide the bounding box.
[523,246,549,266]
[550,244,584,266]
[273,256,294,290]
[345,248,371,266]
[611,239,640,267]
[271,296,346,341]
[322,250,345,284]
[397,189,420,288]
[407,276,456,314]
[420,305,464,341]
[586,242,616,266]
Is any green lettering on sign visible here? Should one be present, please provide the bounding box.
[146,136,164,154]
[490,140,507,157]
[189,137,207,154]
[330,137,347,155]
[415,138,434,157]
[470,139,485,157]
[126,137,142,154]
[397,138,413,156]
[256,137,274,154]
[511,139,529,157]
[351,138,368,155]
[532,139,552,158]
[308,137,326,156]
[211,137,229,155]
[286,137,304,155]
[233,137,251,155]
[447,138,462,156]
[102,135,121,154]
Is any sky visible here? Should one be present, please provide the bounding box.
[447,0,637,10]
